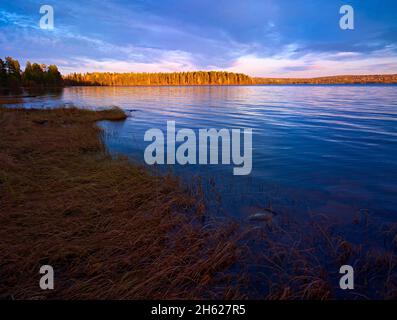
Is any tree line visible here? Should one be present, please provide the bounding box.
[64,71,254,86]
[65,72,397,86]
[0,56,63,88]
[254,74,397,84]
[2,56,396,88]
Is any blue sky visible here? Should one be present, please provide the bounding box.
[1,0,397,77]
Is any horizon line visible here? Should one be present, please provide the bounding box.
[63,70,397,79]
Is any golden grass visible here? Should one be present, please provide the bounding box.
[0,107,242,299]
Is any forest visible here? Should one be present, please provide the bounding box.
[0,57,63,88]
[63,71,397,86]
[64,71,254,86]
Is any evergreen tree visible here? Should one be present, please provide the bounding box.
[0,58,7,87]
[5,56,22,87]
[23,61,34,86]
[1,57,64,88]
[30,63,45,85]
[46,65,63,86]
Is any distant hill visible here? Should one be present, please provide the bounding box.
[254,74,397,85]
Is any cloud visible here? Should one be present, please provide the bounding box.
[0,10,39,29]
[0,8,202,71]
[226,44,397,77]
[59,51,199,74]
[1,1,397,76]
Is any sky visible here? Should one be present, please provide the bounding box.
[1,0,397,77]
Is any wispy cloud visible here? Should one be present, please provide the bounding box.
[0,10,39,29]
[60,51,199,74]
[227,44,397,77]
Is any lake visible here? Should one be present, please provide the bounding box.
[3,85,397,224]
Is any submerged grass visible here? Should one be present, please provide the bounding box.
[0,106,396,300]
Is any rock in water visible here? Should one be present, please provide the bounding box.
[248,212,273,222]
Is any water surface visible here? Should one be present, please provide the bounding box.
[3,85,397,223]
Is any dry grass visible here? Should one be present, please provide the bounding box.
[0,107,242,299]
[0,106,396,300]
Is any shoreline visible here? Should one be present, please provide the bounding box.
[0,106,244,299]
[0,106,396,300]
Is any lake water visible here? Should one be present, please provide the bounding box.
[3,85,397,224]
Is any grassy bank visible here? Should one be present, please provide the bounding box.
[0,107,396,300]
[0,107,242,299]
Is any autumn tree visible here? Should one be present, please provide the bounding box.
[64,71,254,86]
[46,65,63,86]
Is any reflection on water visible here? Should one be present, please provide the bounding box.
[2,85,397,222]
[0,87,63,106]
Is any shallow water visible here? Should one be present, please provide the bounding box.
[3,85,397,223]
